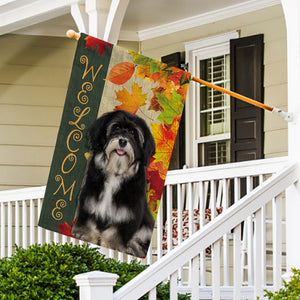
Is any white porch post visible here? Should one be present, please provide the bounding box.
[74,271,119,300]
[71,0,130,44]
[281,0,300,271]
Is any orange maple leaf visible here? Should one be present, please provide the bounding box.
[151,119,179,169]
[106,62,135,85]
[114,82,147,114]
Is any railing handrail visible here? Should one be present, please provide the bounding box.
[114,161,297,300]
[165,156,288,185]
[0,186,46,202]
[0,157,287,203]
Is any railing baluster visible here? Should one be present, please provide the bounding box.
[148,287,156,300]
[62,234,68,244]
[22,200,27,248]
[1,201,5,258]
[187,182,193,234]
[259,175,267,286]
[53,232,59,243]
[37,198,43,244]
[233,224,242,300]
[146,240,152,265]
[191,255,199,300]
[170,270,178,300]
[166,184,173,252]
[15,200,20,248]
[199,181,206,286]
[187,182,193,285]
[212,240,221,300]
[254,207,263,299]
[156,196,163,259]
[177,184,183,285]
[273,194,283,290]
[246,176,254,285]
[210,180,216,219]
[108,249,114,258]
[7,201,12,257]
[222,179,230,286]
[45,229,51,244]
[30,199,35,245]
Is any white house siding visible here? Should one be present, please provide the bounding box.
[140,4,288,160]
[0,34,76,190]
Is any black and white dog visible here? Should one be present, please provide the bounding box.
[72,110,155,257]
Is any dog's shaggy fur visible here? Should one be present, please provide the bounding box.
[72,110,155,257]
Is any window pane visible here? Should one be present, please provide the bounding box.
[199,54,230,138]
[198,140,230,166]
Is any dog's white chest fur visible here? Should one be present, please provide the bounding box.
[85,176,133,223]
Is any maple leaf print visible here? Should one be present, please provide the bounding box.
[151,120,179,169]
[156,91,184,124]
[106,62,135,85]
[85,36,112,56]
[58,220,76,237]
[114,82,147,114]
[135,63,151,81]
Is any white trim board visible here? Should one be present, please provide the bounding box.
[137,0,281,41]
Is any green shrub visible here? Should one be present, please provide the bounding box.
[0,243,190,300]
[264,268,300,299]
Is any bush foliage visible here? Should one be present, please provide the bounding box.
[264,268,300,299]
[0,243,190,300]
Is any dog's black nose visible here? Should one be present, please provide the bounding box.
[119,139,127,148]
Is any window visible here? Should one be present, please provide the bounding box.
[185,31,239,167]
[198,54,231,166]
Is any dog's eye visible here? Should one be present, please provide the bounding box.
[129,129,135,135]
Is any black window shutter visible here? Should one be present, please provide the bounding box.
[230,34,264,162]
[161,52,186,169]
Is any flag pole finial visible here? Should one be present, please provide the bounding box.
[66,30,80,40]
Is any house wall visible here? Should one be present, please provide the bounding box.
[140,4,288,161]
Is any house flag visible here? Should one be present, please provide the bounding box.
[38,33,191,257]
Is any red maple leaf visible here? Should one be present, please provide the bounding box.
[58,220,76,237]
[147,169,165,195]
[168,70,184,85]
[85,36,112,56]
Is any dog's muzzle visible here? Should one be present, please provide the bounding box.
[116,139,127,156]
[105,136,135,166]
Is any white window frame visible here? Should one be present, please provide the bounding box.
[184,31,239,167]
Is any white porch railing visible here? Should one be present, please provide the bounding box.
[0,156,295,299]
[74,159,297,300]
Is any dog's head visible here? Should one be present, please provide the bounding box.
[88,110,155,176]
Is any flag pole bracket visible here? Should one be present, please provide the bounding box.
[271,107,293,122]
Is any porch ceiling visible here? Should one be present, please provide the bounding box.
[0,0,281,41]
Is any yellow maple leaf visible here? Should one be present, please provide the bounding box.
[135,63,151,81]
[114,82,147,114]
[151,119,179,169]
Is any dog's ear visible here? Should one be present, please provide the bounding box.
[88,112,111,152]
[142,126,155,166]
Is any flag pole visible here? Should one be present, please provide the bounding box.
[66,29,293,122]
[191,76,292,122]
